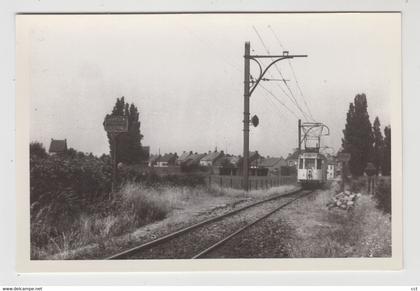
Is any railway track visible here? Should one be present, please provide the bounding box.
[105,188,315,260]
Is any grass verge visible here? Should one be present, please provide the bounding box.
[279,182,391,258]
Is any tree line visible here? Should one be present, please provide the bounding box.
[341,93,391,177]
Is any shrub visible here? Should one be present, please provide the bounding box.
[30,154,112,204]
[374,178,391,214]
[30,149,113,257]
[118,165,206,187]
[349,176,367,193]
[30,141,48,159]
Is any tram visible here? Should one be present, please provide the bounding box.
[297,151,327,188]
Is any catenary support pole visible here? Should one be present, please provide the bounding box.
[241,42,307,191]
[298,119,301,154]
[243,42,251,191]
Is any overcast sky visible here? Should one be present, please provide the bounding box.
[22,13,400,157]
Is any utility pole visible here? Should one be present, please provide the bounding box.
[242,41,307,191]
[112,133,118,193]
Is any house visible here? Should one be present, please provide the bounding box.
[176,151,193,166]
[200,150,224,167]
[227,155,241,166]
[139,146,150,165]
[326,155,337,180]
[249,151,262,169]
[48,139,68,155]
[183,153,206,167]
[259,157,287,176]
[141,146,150,159]
[148,154,160,167]
[236,151,265,176]
[286,149,300,167]
[211,155,240,175]
[156,153,178,167]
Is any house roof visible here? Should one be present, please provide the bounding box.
[49,139,67,153]
[249,151,261,162]
[184,153,206,166]
[159,153,177,163]
[213,156,230,167]
[201,151,224,162]
[286,150,300,161]
[227,155,241,165]
[149,154,160,163]
[178,151,192,162]
[259,157,285,167]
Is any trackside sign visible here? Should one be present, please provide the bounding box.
[104,115,128,133]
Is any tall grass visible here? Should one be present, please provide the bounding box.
[31,182,296,259]
[31,183,173,259]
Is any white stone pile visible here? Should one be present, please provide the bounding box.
[327,191,362,210]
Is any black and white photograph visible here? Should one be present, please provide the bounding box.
[16,12,401,269]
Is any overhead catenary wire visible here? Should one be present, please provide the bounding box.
[257,82,300,120]
[186,26,303,122]
[253,25,311,121]
[252,26,313,121]
[251,73,301,125]
[268,25,316,122]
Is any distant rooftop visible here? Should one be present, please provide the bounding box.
[49,139,67,153]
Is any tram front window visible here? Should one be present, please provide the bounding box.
[305,158,315,169]
[317,159,322,169]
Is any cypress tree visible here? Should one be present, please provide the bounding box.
[104,97,145,165]
[372,117,384,174]
[382,126,391,176]
[342,93,374,177]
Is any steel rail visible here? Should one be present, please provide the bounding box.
[104,187,303,260]
[192,190,314,259]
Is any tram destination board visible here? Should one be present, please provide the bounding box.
[104,115,128,133]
